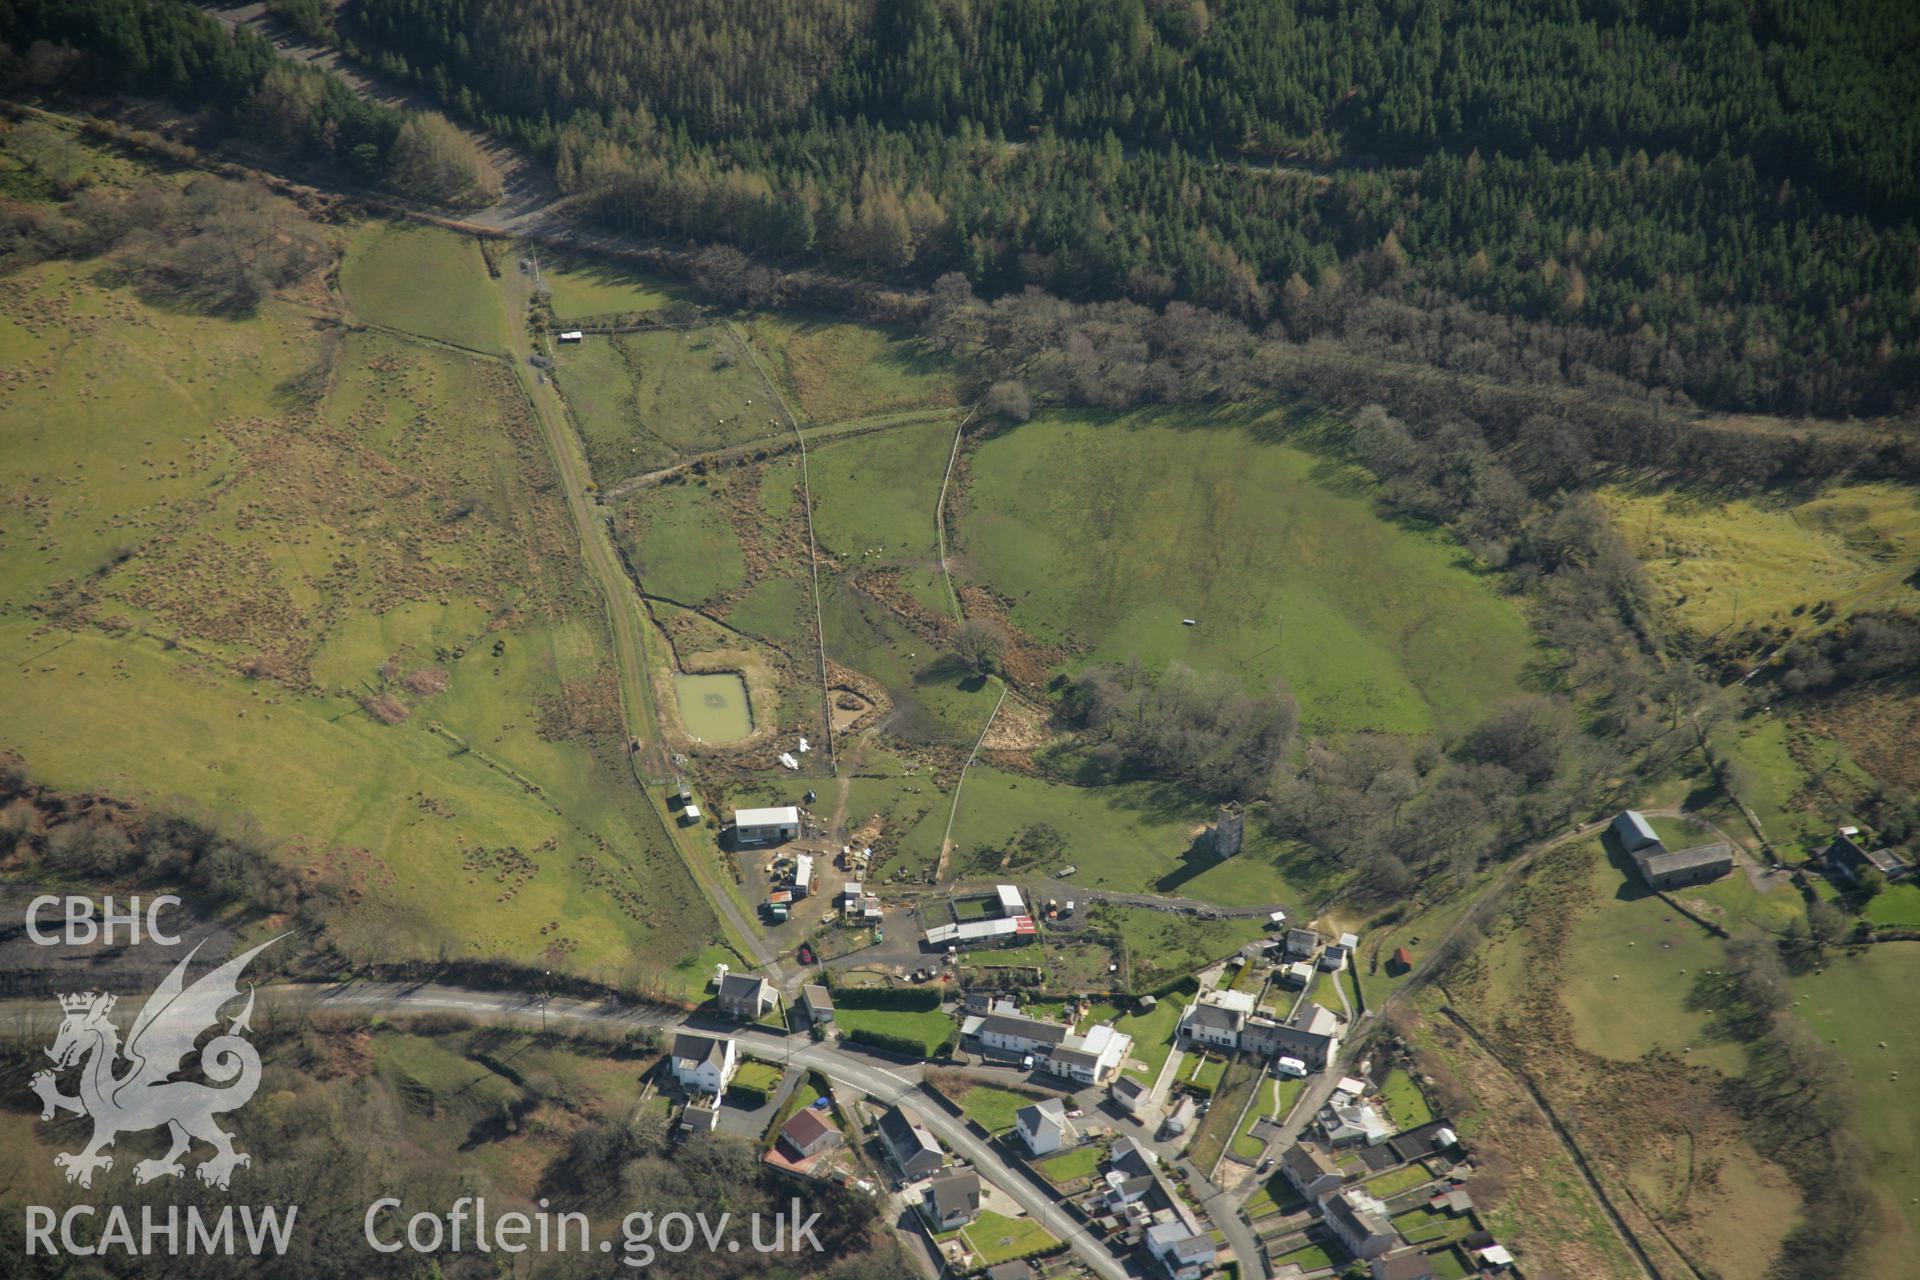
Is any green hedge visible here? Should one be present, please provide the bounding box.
[846,1025,957,1059]
[830,985,943,1012]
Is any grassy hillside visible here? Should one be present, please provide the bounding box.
[1448,837,1808,1278]
[0,240,715,982]
[958,410,1538,734]
[745,313,957,425]
[339,220,511,352]
[1794,944,1920,1280]
[1602,482,1920,635]
[552,325,778,483]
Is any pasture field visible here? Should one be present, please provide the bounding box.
[615,477,747,606]
[533,249,684,319]
[339,220,511,352]
[805,416,956,564]
[1713,711,1883,857]
[1519,838,1747,1074]
[1095,905,1271,991]
[744,313,957,424]
[816,573,998,744]
[1793,945,1920,1280]
[1601,481,1920,634]
[935,767,1337,906]
[1446,837,1808,1277]
[552,325,777,483]
[0,245,716,982]
[956,410,1537,734]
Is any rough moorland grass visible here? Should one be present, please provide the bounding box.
[1601,481,1920,635]
[1793,945,1920,1280]
[340,220,510,352]
[746,314,956,424]
[959,409,1537,734]
[0,260,714,981]
[616,479,747,605]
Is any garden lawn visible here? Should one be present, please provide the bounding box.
[958,1211,1057,1267]
[1117,985,1192,1082]
[957,1085,1043,1133]
[832,1006,955,1057]
[1271,1241,1338,1272]
[1365,1163,1435,1197]
[1035,1143,1103,1184]
[960,409,1537,734]
[1380,1068,1434,1129]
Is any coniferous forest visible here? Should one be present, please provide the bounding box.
[328,0,1920,420]
[5,0,1918,423]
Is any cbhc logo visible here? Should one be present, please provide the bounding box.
[25,896,182,946]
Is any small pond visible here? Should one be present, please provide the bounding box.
[674,672,752,743]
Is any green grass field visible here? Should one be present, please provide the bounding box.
[817,573,1000,744]
[554,325,777,482]
[1551,838,1748,1075]
[958,409,1537,733]
[340,221,511,352]
[933,767,1335,906]
[1035,1143,1103,1184]
[1100,906,1272,991]
[1380,1068,1434,1129]
[832,1006,956,1056]
[957,1084,1043,1133]
[806,417,956,564]
[1602,481,1920,635]
[745,314,956,424]
[1116,983,1193,1081]
[0,245,715,982]
[1793,945,1920,1280]
[955,1210,1057,1267]
[615,478,747,605]
[534,250,683,319]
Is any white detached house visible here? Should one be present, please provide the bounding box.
[669,1032,738,1096]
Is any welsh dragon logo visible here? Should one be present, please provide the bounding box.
[31,936,283,1190]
